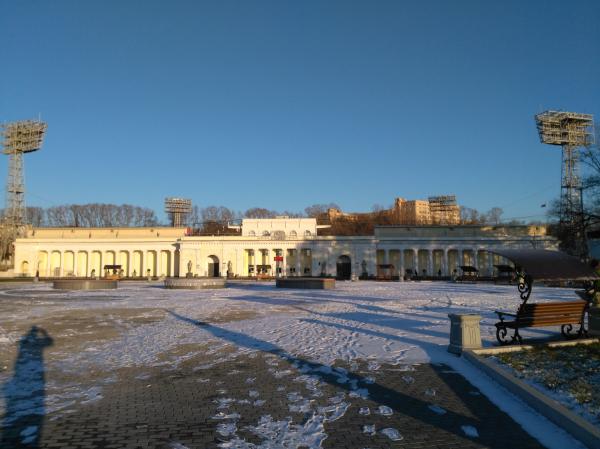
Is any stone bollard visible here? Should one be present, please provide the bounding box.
[589,307,600,337]
[448,314,482,355]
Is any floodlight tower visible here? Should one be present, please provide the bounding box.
[535,111,595,224]
[165,197,192,227]
[1,120,47,228]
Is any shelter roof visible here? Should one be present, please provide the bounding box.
[491,249,598,281]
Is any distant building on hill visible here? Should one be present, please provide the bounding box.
[322,195,461,226]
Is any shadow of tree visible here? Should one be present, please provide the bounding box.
[1,326,53,448]
[166,310,542,448]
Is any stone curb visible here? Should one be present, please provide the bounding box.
[463,344,600,449]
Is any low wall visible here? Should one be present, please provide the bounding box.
[164,278,227,289]
[276,278,335,290]
[53,279,118,290]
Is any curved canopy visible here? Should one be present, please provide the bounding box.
[491,249,598,281]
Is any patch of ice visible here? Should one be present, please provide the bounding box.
[217,422,237,437]
[20,426,37,437]
[249,390,260,398]
[289,399,312,413]
[358,407,370,415]
[212,412,241,420]
[428,405,447,415]
[287,391,303,402]
[377,405,393,416]
[215,398,236,409]
[461,425,479,438]
[219,414,326,449]
[363,376,375,384]
[362,424,376,435]
[349,388,369,399]
[318,402,350,422]
[276,386,286,392]
[273,369,293,378]
[380,427,403,441]
[402,375,415,384]
[168,442,190,449]
[245,377,256,384]
[424,388,436,396]
[368,361,380,371]
[253,399,266,407]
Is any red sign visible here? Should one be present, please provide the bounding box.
[274,256,284,262]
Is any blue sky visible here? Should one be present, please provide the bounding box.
[1,0,599,222]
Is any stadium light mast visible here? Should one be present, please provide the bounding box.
[1,119,47,229]
[535,111,594,224]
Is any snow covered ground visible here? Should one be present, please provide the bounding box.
[0,280,589,448]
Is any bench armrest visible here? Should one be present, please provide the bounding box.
[494,310,517,318]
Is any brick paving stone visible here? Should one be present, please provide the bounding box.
[1,351,547,449]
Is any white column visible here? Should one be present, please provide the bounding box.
[157,251,163,277]
[443,249,449,276]
[413,249,418,275]
[428,250,433,276]
[295,249,301,276]
[398,248,404,281]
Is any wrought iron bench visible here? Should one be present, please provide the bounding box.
[490,249,598,345]
[494,299,589,344]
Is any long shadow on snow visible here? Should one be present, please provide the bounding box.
[167,310,541,447]
[0,326,53,449]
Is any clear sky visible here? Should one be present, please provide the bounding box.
[1,0,599,223]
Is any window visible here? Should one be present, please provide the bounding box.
[289,230,297,238]
[262,230,270,237]
[248,231,256,237]
[304,230,312,237]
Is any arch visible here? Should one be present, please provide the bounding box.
[160,250,171,277]
[336,255,351,280]
[146,251,157,277]
[207,255,220,277]
[77,251,88,277]
[262,230,270,237]
[37,251,48,276]
[119,251,129,277]
[50,251,61,277]
[21,260,29,276]
[289,230,297,238]
[64,251,75,276]
[304,230,312,237]
[91,251,102,278]
[248,230,256,237]
[132,251,143,277]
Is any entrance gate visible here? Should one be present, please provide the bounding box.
[336,255,352,280]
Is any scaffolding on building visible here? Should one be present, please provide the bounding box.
[428,195,459,225]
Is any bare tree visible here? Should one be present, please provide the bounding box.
[304,203,340,218]
[244,207,277,218]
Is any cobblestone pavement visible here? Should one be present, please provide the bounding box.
[1,350,545,449]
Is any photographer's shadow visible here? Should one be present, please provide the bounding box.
[1,326,53,448]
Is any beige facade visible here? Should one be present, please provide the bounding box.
[14,219,557,280]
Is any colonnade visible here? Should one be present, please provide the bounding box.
[243,247,313,276]
[376,247,509,277]
[34,249,175,278]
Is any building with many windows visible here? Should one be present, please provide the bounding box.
[13,218,557,279]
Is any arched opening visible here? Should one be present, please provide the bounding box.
[21,260,29,276]
[207,255,219,277]
[77,251,88,277]
[64,251,75,276]
[336,255,352,280]
[50,251,61,277]
[160,250,171,277]
[37,251,48,276]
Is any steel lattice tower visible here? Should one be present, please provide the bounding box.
[535,111,595,224]
[165,197,192,227]
[1,120,47,228]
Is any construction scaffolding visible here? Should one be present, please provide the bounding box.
[1,120,47,228]
[535,111,595,225]
[165,197,192,227]
[428,195,460,225]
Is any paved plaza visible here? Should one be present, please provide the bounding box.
[0,281,586,448]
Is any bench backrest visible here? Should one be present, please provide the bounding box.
[517,300,588,326]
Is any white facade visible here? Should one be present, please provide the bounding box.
[13,220,558,279]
